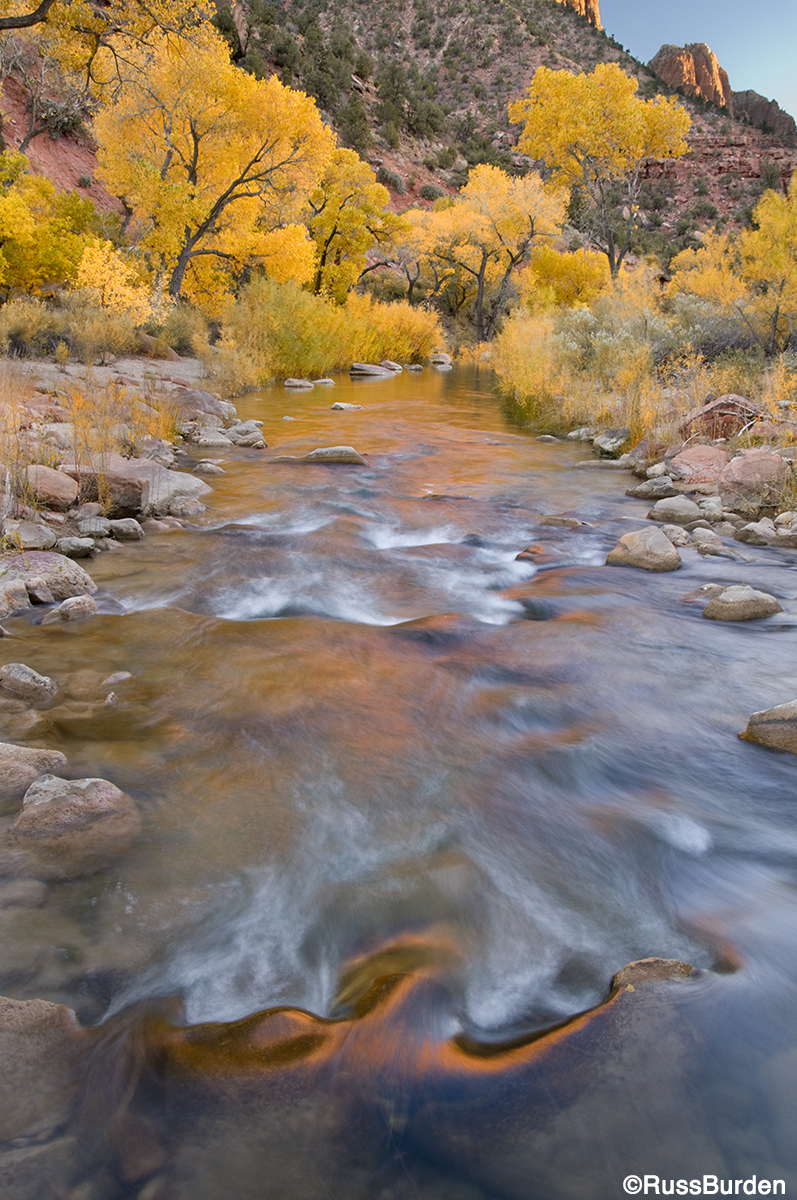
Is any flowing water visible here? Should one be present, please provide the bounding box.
[2,367,797,1199]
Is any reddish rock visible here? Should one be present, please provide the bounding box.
[553,0,601,29]
[718,447,793,516]
[678,394,764,439]
[668,444,728,483]
[733,91,797,141]
[649,43,733,109]
[747,420,797,441]
[23,465,79,512]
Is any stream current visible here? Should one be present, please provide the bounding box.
[3,367,797,1198]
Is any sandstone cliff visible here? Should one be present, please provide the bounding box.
[554,0,602,31]
[732,90,797,141]
[648,42,733,109]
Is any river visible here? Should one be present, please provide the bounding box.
[2,366,797,1199]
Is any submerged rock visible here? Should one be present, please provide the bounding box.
[0,664,57,708]
[272,446,369,466]
[739,701,797,754]
[702,585,782,621]
[611,958,692,990]
[0,775,142,880]
[331,402,364,411]
[0,743,67,806]
[606,527,682,571]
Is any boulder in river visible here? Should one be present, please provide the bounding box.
[733,519,775,546]
[109,518,145,541]
[0,551,96,600]
[661,524,691,547]
[350,363,393,377]
[593,427,631,457]
[0,579,32,618]
[55,537,95,558]
[625,477,678,500]
[611,958,692,990]
[283,378,314,389]
[331,402,364,411]
[59,453,211,518]
[647,495,702,525]
[380,360,402,372]
[702,585,782,621]
[429,352,452,366]
[0,663,58,708]
[41,595,100,625]
[606,527,682,571]
[0,775,142,880]
[739,700,797,753]
[0,743,67,806]
[272,446,369,466]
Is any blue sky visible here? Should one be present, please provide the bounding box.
[600,0,797,120]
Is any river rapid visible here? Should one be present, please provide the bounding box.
[2,366,797,1199]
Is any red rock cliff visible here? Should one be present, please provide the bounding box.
[732,90,797,141]
[553,0,601,31]
[648,42,733,109]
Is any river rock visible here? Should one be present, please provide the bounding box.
[24,577,55,605]
[429,352,452,366]
[538,515,585,527]
[55,537,95,558]
[647,495,702,525]
[193,461,226,476]
[77,516,112,538]
[611,958,692,990]
[0,551,97,601]
[691,528,727,556]
[109,518,145,541]
[668,444,728,484]
[380,360,402,371]
[272,446,369,466]
[170,388,236,422]
[41,595,99,625]
[0,580,32,618]
[593,427,631,457]
[0,743,67,805]
[661,524,691,547]
[606,527,682,571]
[0,775,142,880]
[702,585,783,621]
[283,378,314,389]
[718,448,793,517]
[739,700,797,753]
[350,363,392,377]
[0,664,57,708]
[313,378,335,385]
[626,477,678,500]
[59,453,211,518]
[194,430,233,448]
[733,519,776,545]
[678,394,763,439]
[331,402,364,411]
[0,994,81,1149]
[2,521,57,551]
[23,466,78,512]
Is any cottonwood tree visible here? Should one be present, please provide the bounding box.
[671,173,797,355]
[305,148,407,301]
[509,63,691,277]
[94,28,334,310]
[415,164,564,340]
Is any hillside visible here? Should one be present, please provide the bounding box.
[0,0,796,269]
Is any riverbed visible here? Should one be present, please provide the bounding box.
[2,366,797,1198]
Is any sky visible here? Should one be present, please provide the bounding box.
[599,0,797,120]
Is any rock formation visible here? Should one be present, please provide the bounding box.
[648,43,733,109]
[732,90,797,140]
[553,0,601,30]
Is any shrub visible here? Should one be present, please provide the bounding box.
[376,166,405,194]
[420,183,445,201]
[209,279,442,391]
[156,304,210,356]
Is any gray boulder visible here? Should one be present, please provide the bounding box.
[0,581,32,618]
[41,595,99,625]
[0,664,57,708]
[272,446,369,466]
[734,520,776,546]
[739,700,797,754]
[2,521,57,552]
[606,527,682,571]
[55,537,95,558]
[76,516,111,538]
[0,743,67,806]
[0,775,142,880]
[661,524,691,547]
[331,402,364,411]
[0,551,97,600]
[702,585,783,621]
[593,427,631,457]
[283,378,314,389]
[647,495,702,525]
[59,453,211,518]
[625,477,678,500]
[108,518,144,541]
[23,465,78,511]
[350,362,393,377]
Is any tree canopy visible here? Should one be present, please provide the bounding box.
[94,27,334,310]
[509,64,691,277]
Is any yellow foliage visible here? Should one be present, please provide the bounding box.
[509,64,691,275]
[671,173,797,355]
[94,27,335,312]
[519,244,610,309]
[0,152,98,293]
[210,278,442,392]
[305,148,407,302]
[74,240,152,322]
